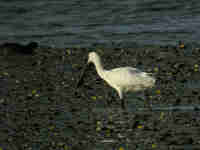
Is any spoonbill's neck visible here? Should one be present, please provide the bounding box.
[92,56,106,79]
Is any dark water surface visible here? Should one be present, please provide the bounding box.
[0,0,200,48]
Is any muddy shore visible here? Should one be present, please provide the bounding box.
[1,43,200,150]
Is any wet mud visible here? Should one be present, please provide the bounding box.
[0,43,200,150]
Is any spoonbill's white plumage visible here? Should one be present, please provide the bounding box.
[85,52,156,108]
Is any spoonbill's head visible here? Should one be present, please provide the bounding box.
[88,52,100,64]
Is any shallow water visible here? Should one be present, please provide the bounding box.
[0,0,200,47]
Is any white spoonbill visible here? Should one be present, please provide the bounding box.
[77,52,156,108]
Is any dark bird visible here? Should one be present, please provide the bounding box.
[0,41,38,55]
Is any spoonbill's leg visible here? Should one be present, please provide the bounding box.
[143,92,153,110]
[105,90,113,107]
[115,87,126,109]
[121,98,125,109]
